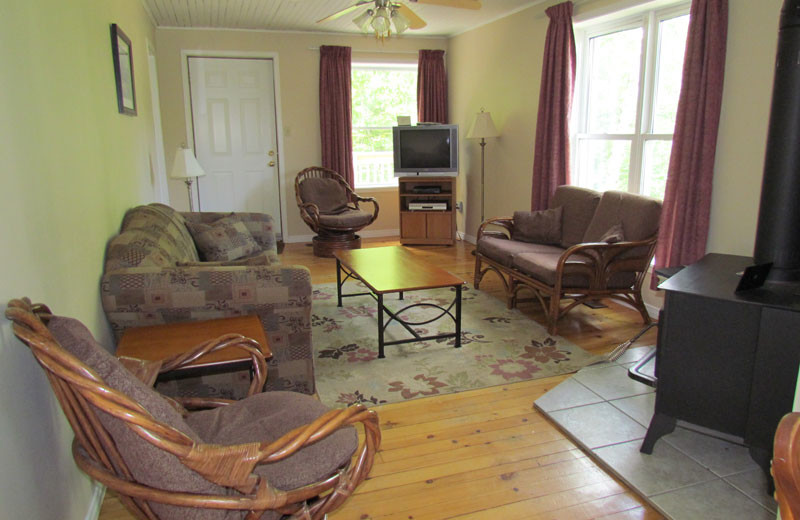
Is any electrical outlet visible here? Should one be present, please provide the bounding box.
[455,201,464,212]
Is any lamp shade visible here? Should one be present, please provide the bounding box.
[467,109,500,139]
[392,9,410,33]
[170,146,206,180]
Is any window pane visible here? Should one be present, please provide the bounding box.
[642,140,672,199]
[351,68,417,128]
[352,129,396,188]
[577,139,631,192]
[652,15,689,133]
[586,27,643,134]
[351,66,416,187]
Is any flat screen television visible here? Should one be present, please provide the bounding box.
[393,124,458,177]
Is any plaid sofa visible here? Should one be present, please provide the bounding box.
[100,203,314,394]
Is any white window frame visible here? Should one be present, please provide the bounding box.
[351,62,418,190]
[572,2,690,197]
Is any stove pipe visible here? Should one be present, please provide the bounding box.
[753,0,800,282]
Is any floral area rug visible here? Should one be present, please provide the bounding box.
[311,282,597,408]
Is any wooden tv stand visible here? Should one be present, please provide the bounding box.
[398,176,456,245]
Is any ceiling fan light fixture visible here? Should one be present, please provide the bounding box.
[371,6,391,37]
[353,8,374,32]
[391,8,410,33]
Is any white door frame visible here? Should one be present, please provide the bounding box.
[180,49,288,242]
[148,40,169,204]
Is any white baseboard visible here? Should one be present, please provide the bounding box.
[644,302,660,319]
[462,232,477,244]
[284,229,399,244]
[85,483,106,520]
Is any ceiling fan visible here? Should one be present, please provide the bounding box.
[317,0,481,38]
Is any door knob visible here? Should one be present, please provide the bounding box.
[268,160,275,167]
[268,150,275,156]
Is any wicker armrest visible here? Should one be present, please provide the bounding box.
[159,333,269,398]
[477,216,514,241]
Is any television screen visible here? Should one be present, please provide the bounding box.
[393,125,458,176]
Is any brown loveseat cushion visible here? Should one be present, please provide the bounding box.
[477,236,566,267]
[511,206,562,245]
[186,391,358,491]
[299,177,350,214]
[550,186,602,248]
[583,190,662,243]
[47,317,226,520]
[512,252,636,289]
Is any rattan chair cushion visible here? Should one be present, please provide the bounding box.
[187,391,358,491]
[47,317,227,520]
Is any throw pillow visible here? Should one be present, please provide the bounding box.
[511,206,563,245]
[600,223,625,244]
[186,215,261,262]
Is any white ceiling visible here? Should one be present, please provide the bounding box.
[141,0,549,37]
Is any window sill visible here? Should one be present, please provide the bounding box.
[355,186,398,193]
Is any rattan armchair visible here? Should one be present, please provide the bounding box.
[295,166,379,257]
[774,412,800,520]
[6,298,380,520]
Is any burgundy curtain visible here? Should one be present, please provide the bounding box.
[417,50,448,124]
[653,0,728,284]
[530,2,576,211]
[319,45,354,186]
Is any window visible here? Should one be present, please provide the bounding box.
[351,63,417,188]
[572,5,690,199]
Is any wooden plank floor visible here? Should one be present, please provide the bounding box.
[98,237,663,520]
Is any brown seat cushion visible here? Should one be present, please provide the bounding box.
[512,252,636,289]
[477,236,566,267]
[511,206,562,245]
[47,317,226,520]
[187,391,358,491]
[583,191,662,243]
[318,209,373,228]
[550,186,602,248]
[299,177,349,214]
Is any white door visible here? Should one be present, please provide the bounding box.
[188,57,281,229]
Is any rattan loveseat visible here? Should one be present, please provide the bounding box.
[474,186,662,335]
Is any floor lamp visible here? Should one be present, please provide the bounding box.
[170,145,206,212]
[467,108,500,223]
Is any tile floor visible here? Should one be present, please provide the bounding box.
[534,347,778,520]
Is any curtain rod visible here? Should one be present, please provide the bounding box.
[307,47,430,55]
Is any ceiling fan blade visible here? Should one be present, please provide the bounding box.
[409,0,481,9]
[317,1,373,24]
[397,4,427,29]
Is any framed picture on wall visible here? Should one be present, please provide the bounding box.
[110,23,137,116]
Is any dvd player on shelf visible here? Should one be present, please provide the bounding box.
[408,202,448,211]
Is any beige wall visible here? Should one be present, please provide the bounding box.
[449,0,783,311]
[0,1,157,518]
[154,29,448,240]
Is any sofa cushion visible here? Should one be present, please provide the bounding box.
[477,236,565,267]
[299,177,349,214]
[187,216,262,262]
[186,391,357,492]
[47,316,226,520]
[511,206,562,245]
[550,186,602,248]
[121,204,200,263]
[512,252,636,289]
[583,191,662,243]
[105,229,178,271]
[318,209,373,228]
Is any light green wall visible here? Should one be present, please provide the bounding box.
[0,1,157,518]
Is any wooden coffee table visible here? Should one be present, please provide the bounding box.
[116,315,271,378]
[333,246,466,358]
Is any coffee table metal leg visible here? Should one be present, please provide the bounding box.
[378,293,385,358]
[455,284,462,348]
[399,291,404,300]
[336,259,343,307]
